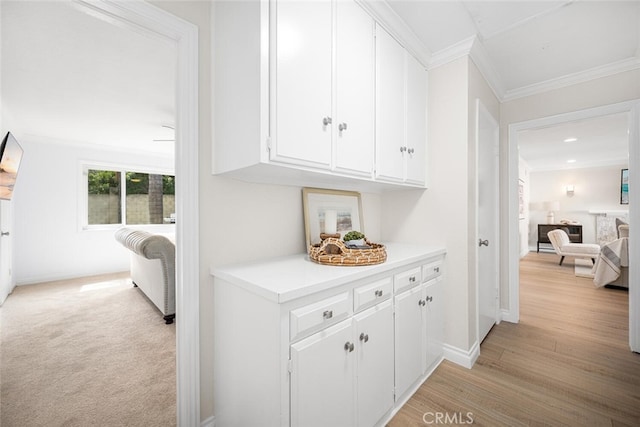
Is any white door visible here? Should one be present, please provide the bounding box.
[375,24,405,182]
[476,99,500,343]
[274,0,332,168]
[424,277,444,370]
[0,200,13,305]
[354,300,394,427]
[290,319,356,427]
[405,53,427,186]
[334,0,374,177]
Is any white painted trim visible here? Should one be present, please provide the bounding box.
[443,341,480,369]
[504,57,640,102]
[356,0,430,67]
[629,104,640,353]
[74,1,201,425]
[506,100,640,353]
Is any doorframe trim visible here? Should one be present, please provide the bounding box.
[506,100,640,352]
[75,0,201,423]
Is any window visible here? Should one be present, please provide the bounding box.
[86,168,175,227]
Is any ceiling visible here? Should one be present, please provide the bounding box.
[517,112,630,171]
[1,1,638,164]
[1,1,176,156]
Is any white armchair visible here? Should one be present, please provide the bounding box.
[547,229,601,266]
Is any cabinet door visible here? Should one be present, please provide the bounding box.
[375,24,405,183]
[290,319,356,427]
[354,300,394,427]
[394,284,425,399]
[334,0,375,176]
[405,53,427,185]
[424,277,444,370]
[273,0,332,168]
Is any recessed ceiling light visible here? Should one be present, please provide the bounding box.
[567,159,576,163]
[564,137,578,142]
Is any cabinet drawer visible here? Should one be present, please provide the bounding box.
[422,260,443,282]
[290,292,351,341]
[353,277,392,312]
[394,267,421,293]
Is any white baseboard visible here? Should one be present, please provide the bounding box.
[201,415,215,427]
[443,340,479,369]
[501,308,518,323]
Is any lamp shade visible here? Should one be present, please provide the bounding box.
[544,201,560,211]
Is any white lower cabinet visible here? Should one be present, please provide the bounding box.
[212,245,445,427]
[394,274,444,401]
[290,300,393,427]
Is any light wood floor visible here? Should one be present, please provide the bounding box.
[389,251,640,426]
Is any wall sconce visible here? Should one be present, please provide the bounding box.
[566,185,575,196]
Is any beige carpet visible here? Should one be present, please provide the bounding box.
[0,273,176,426]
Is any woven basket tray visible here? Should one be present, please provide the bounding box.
[309,238,387,266]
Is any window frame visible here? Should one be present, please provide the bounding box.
[80,161,175,231]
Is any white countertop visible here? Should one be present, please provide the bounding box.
[211,243,445,303]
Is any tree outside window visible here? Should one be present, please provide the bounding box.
[87,169,175,226]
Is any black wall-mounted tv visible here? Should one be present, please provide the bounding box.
[0,132,24,201]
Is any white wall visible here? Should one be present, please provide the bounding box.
[528,164,629,247]
[11,136,174,284]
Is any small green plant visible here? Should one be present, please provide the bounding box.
[343,231,365,242]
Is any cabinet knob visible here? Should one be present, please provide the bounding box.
[426,296,433,302]
[322,117,332,126]
[407,148,415,155]
[418,299,426,307]
[323,310,333,320]
[374,290,383,298]
[359,333,369,343]
[344,342,355,352]
[399,146,407,153]
[338,122,348,132]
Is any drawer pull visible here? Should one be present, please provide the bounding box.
[434,267,440,273]
[418,299,426,307]
[409,276,416,283]
[359,333,369,343]
[426,296,433,302]
[323,310,333,320]
[374,290,383,298]
[344,342,355,352]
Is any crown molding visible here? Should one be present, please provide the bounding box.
[356,0,431,67]
[427,35,506,101]
[503,56,640,102]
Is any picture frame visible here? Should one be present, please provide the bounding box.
[302,187,363,249]
[621,168,629,205]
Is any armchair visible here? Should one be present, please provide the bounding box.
[547,229,600,266]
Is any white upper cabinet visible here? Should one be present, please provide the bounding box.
[213,0,427,190]
[272,0,333,168]
[333,0,375,177]
[375,24,406,183]
[375,24,428,186]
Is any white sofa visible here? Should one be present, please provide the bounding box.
[115,227,176,324]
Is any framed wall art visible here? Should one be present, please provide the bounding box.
[302,188,363,248]
[621,168,629,205]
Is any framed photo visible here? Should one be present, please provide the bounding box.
[518,179,525,220]
[302,188,363,248]
[621,168,629,205]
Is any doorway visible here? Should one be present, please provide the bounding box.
[506,100,640,353]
